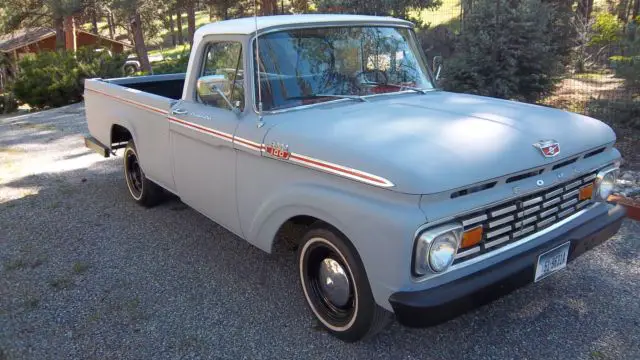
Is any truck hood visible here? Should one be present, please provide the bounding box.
[263,91,616,194]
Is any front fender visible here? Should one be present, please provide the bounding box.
[244,181,425,310]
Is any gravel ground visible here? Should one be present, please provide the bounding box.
[1,103,639,360]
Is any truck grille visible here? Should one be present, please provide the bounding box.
[455,171,598,263]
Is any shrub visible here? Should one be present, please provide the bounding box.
[590,13,622,48]
[586,99,640,129]
[12,48,127,109]
[152,53,190,75]
[0,92,18,114]
[441,0,564,103]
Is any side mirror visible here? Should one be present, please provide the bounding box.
[196,74,240,115]
[432,55,443,81]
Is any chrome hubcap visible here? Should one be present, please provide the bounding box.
[318,258,350,307]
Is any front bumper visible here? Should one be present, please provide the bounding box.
[389,204,626,327]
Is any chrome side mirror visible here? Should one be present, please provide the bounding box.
[196,75,240,115]
[432,55,443,81]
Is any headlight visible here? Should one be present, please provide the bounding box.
[595,166,619,201]
[414,223,463,276]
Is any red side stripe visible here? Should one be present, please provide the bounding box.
[85,87,167,115]
[288,154,386,185]
[86,87,391,187]
[169,117,233,141]
[234,137,262,150]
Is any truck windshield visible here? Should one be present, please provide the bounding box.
[254,26,434,111]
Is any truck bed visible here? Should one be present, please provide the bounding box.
[84,74,185,193]
[107,73,186,100]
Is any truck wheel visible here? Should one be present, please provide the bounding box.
[123,140,163,207]
[298,225,392,342]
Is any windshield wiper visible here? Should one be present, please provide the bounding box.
[286,94,368,102]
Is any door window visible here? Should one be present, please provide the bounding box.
[197,42,244,110]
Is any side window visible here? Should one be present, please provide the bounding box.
[197,41,244,111]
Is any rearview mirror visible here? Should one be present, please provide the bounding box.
[432,56,443,81]
[196,74,240,115]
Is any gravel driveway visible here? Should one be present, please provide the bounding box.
[1,103,639,360]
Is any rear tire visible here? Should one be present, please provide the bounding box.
[123,140,163,207]
[297,225,392,342]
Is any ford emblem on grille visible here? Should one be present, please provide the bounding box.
[533,140,560,158]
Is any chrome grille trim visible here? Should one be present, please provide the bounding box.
[561,198,578,209]
[462,214,488,227]
[518,216,537,227]
[558,208,575,218]
[488,215,514,228]
[563,189,579,200]
[537,216,557,228]
[455,171,598,264]
[486,226,512,239]
[513,225,535,238]
[540,207,559,218]
[519,205,541,217]
[485,235,510,249]
[455,246,480,259]
[542,197,561,208]
[522,197,543,207]
[577,200,591,209]
[545,188,563,199]
[490,205,517,218]
[565,180,582,190]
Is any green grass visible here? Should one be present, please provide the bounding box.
[72,261,90,274]
[23,295,40,311]
[4,259,27,271]
[574,72,607,80]
[49,276,72,290]
[148,44,191,59]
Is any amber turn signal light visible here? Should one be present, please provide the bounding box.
[579,183,594,201]
[461,226,483,248]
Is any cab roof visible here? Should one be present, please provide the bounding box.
[194,14,413,38]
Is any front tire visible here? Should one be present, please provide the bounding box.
[123,140,163,207]
[298,225,392,342]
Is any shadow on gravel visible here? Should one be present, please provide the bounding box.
[1,156,639,359]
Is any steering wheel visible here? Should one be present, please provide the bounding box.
[355,69,388,85]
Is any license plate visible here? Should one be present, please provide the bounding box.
[534,242,570,282]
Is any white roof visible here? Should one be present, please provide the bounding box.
[194,14,413,38]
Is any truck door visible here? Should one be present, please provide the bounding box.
[168,40,244,236]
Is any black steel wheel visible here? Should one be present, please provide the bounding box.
[123,140,163,207]
[298,225,392,342]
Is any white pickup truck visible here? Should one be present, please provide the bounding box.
[84,15,626,342]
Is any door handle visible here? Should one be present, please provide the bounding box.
[172,108,188,115]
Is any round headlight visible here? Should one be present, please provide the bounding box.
[429,233,458,273]
[595,167,618,201]
[414,223,462,276]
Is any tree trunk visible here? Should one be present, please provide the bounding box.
[64,16,77,51]
[90,5,99,34]
[261,0,278,15]
[633,0,639,19]
[186,0,196,45]
[209,4,215,21]
[461,0,473,32]
[577,0,594,20]
[106,10,115,39]
[619,0,630,22]
[168,14,176,46]
[130,12,152,73]
[54,16,65,50]
[176,6,184,45]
